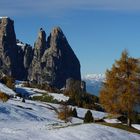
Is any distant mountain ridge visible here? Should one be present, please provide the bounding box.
[82,74,105,96]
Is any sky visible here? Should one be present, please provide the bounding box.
[0,0,140,76]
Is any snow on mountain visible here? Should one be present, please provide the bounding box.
[0,16,8,19]
[83,74,105,81]
[16,42,25,47]
[0,82,16,96]
[82,74,105,96]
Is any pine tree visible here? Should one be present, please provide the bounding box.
[22,98,25,103]
[100,50,140,127]
[72,108,78,117]
[84,110,94,123]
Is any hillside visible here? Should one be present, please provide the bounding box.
[0,82,16,96]
[0,82,140,140]
[0,98,139,140]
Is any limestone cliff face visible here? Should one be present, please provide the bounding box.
[28,28,47,83]
[0,17,21,78]
[0,17,81,89]
[40,27,81,88]
[16,40,33,79]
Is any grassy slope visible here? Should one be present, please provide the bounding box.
[97,122,140,134]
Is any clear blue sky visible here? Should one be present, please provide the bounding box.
[1,0,140,76]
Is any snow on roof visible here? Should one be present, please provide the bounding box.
[104,119,121,124]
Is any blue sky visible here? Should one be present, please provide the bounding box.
[1,0,140,76]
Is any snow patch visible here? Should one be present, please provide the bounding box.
[0,16,8,19]
[0,83,16,96]
[76,107,107,120]
[48,93,69,102]
[132,124,140,130]
[104,119,121,124]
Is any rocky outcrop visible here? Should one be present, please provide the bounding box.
[40,27,81,88]
[0,17,20,78]
[28,28,47,83]
[29,27,81,88]
[65,78,86,92]
[0,17,81,89]
[33,28,47,60]
[16,40,33,79]
[0,17,33,80]
[81,81,86,92]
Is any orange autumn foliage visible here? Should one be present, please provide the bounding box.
[0,92,9,102]
[100,50,140,126]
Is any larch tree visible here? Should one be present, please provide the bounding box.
[100,50,140,127]
[58,102,72,123]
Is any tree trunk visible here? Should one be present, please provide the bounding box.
[127,117,131,127]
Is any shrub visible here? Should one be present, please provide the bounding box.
[131,112,140,124]
[1,76,15,89]
[84,110,94,123]
[58,103,72,123]
[23,82,31,88]
[23,82,60,93]
[72,108,78,117]
[65,88,99,110]
[0,92,9,102]
[16,93,22,98]
[22,98,25,103]
[32,94,58,103]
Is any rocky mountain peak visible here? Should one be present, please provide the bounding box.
[47,27,69,52]
[0,17,11,25]
[33,28,47,59]
[0,17,81,89]
[38,28,46,41]
[0,17,16,47]
[39,27,81,88]
[51,27,63,36]
[0,17,25,79]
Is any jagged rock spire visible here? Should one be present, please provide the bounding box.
[34,28,47,59]
[48,27,66,51]
[40,27,81,88]
[0,17,81,89]
[0,17,17,78]
[0,17,16,48]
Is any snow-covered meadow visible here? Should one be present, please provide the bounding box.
[0,82,140,140]
[0,99,140,140]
